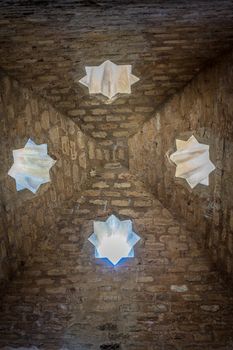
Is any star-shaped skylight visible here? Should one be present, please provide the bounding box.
[78,60,139,99]
[8,138,56,194]
[170,135,215,189]
[88,214,140,265]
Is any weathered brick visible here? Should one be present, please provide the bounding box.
[111,199,129,207]
[200,305,220,312]
[89,199,107,206]
[114,182,131,189]
[92,181,109,189]
[171,285,188,293]
[92,131,107,138]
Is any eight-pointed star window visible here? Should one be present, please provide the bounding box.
[78,60,139,99]
[88,214,141,265]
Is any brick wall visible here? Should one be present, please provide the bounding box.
[0,4,233,346]
[0,71,101,287]
[0,165,233,349]
[0,1,233,167]
[0,53,233,350]
[129,49,233,280]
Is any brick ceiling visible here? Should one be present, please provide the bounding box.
[0,0,233,137]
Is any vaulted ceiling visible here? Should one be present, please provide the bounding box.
[0,0,233,136]
[1,3,233,348]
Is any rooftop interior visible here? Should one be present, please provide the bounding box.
[0,1,233,349]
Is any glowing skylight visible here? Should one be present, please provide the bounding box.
[88,214,140,265]
[8,138,56,193]
[78,60,139,99]
[170,135,215,189]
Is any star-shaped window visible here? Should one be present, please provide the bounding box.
[170,135,215,189]
[88,214,140,265]
[8,138,56,193]
[78,60,139,99]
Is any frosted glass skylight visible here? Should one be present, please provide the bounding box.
[79,60,139,99]
[170,135,215,189]
[8,138,56,193]
[88,214,140,265]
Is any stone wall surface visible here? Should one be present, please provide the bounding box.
[0,72,101,287]
[0,165,233,349]
[129,50,233,280]
[0,2,233,347]
[0,1,233,165]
